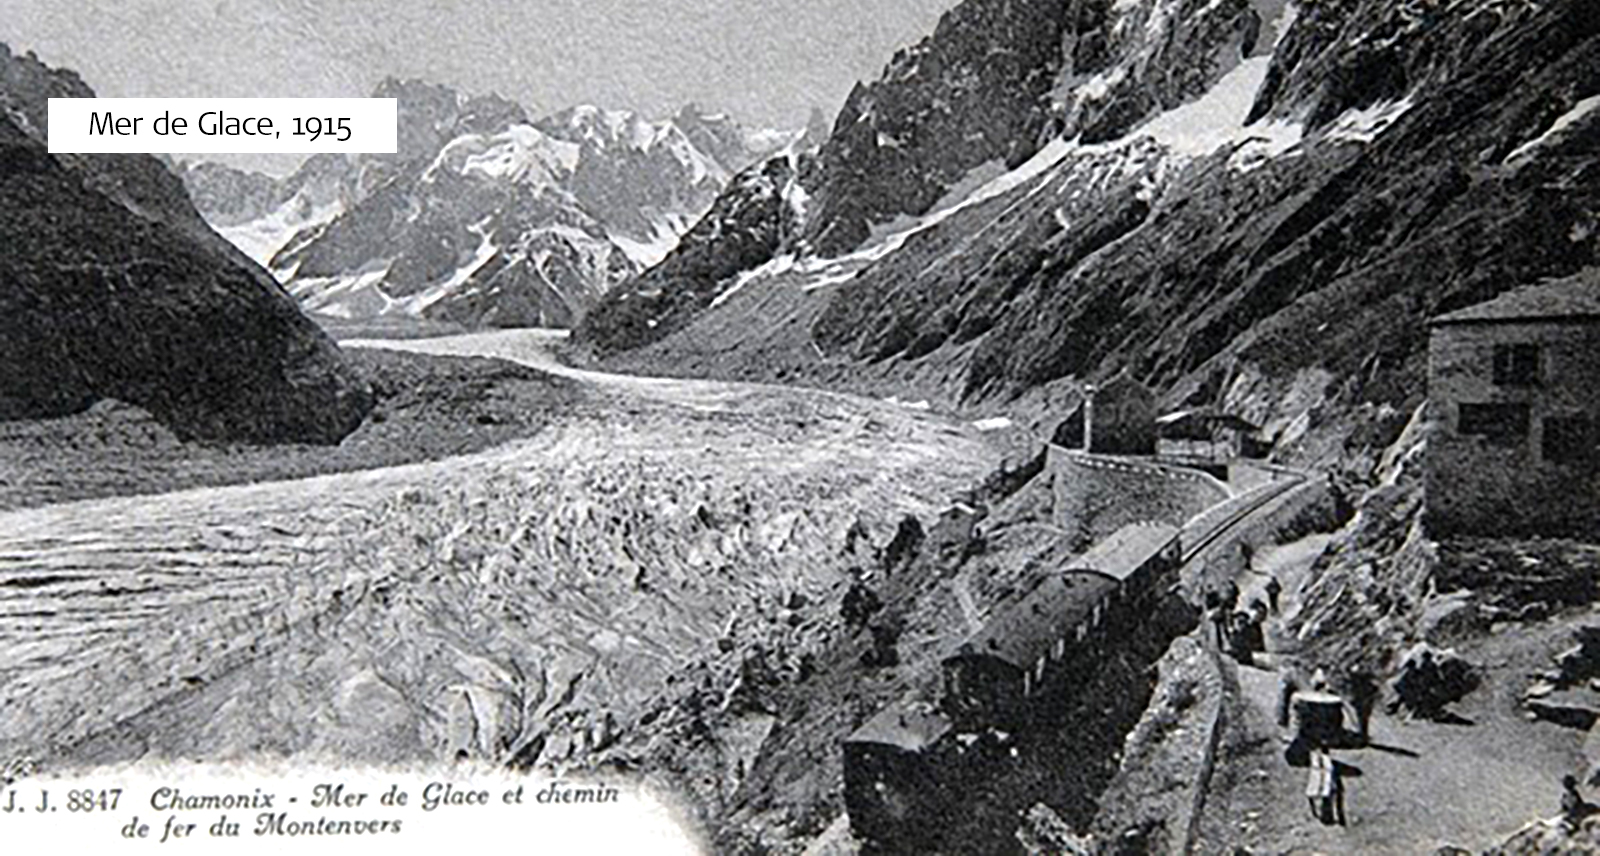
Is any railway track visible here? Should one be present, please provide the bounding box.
[1174,468,1314,856]
[1179,472,1309,565]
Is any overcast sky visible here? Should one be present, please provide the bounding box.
[2,0,958,173]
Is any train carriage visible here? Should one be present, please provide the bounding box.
[843,522,1185,846]
[841,698,956,846]
[1063,521,1181,616]
[941,571,1118,732]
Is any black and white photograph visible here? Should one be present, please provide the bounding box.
[2,0,1599,852]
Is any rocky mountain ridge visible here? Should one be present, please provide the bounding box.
[183,79,805,329]
[0,43,372,444]
[580,0,1599,464]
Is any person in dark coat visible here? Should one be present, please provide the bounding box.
[1204,590,1229,651]
[1264,574,1282,614]
[1348,666,1381,744]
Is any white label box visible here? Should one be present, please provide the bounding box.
[47,98,397,154]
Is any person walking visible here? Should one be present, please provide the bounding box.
[1265,574,1282,614]
[1204,590,1229,651]
[1348,666,1380,744]
[1307,741,1333,823]
[1306,742,1344,826]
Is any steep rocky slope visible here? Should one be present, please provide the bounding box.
[185,80,798,329]
[578,0,1271,354]
[580,0,1600,459]
[0,44,294,275]
[0,45,371,443]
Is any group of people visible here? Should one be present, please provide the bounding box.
[1203,574,1279,665]
[1388,648,1456,720]
[1205,545,1359,829]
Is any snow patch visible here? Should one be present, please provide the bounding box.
[884,397,931,411]
[971,417,1013,432]
[217,193,343,267]
[830,135,1077,269]
[1133,56,1301,158]
[800,271,859,292]
[1326,97,1414,144]
[1075,66,1128,103]
[713,254,797,308]
[745,126,799,153]
[1506,94,1600,162]
[608,212,691,268]
[290,259,395,318]
[427,124,580,187]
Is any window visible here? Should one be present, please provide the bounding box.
[1544,414,1596,465]
[1493,343,1541,387]
[1458,402,1530,445]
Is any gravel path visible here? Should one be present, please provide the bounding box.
[1195,534,1585,853]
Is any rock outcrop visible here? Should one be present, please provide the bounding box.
[576,155,804,350]
[800,0,1075,255]
[0,46,371,443]
[576,0,1272,355]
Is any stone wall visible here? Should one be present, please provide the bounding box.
[1426,320,1600,537]
[1048,447,1230,545]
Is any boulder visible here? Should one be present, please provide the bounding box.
[1554,626,1600,687]
[1418,591,1486,645]
[1015,803,1094,856]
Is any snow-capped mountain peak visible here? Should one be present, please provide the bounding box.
[181,83,797,329]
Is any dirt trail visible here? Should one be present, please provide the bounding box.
[1194,534,1584,853]
[0,331,998,771]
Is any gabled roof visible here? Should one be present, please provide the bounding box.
[847,697,951,752]
[1431,271,1600,325]
[1066,522,1180,582]
[951,571,1117,669]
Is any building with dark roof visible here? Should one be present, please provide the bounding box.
[1156,408,1266,462]
[1055,373,1159,455]
[840,696,959,846]
[1427,270,1600,536]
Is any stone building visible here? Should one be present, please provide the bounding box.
[1155,408,1265,462]
[1426,272,1600,537]
[1054,373,1158,454]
